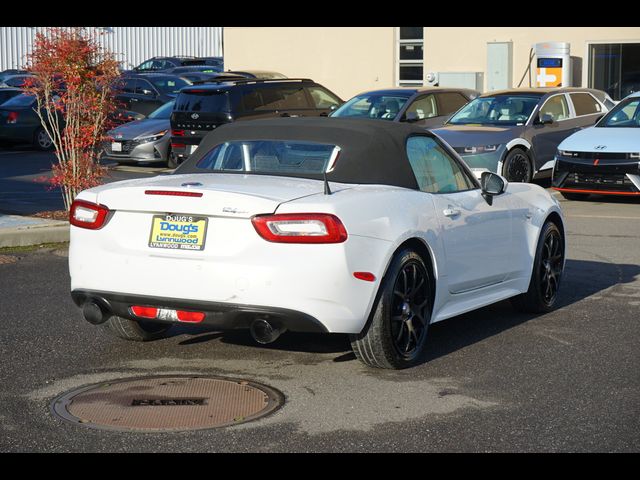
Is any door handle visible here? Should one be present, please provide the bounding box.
[130,98,139,102]
[443,207,461,217]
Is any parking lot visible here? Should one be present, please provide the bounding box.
[0,148,638,452]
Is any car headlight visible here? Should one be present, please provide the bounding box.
[136,130,168,143]
[463,144,501,154]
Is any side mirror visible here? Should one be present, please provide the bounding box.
[481,171,507,205]
[404,111,420,123]
[537,113,554,125]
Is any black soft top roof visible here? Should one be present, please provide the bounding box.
[174,117,440,189]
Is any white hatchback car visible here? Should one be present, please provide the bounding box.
[69,118,565,369]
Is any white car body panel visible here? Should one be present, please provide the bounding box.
[70,172,563,334]
[558,126,640,153]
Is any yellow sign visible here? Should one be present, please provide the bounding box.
[536,67,563,87]
[148,214,208,251]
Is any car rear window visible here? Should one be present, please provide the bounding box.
[174,90,230,112]
[2,93,36,108]
[195,140,338,175]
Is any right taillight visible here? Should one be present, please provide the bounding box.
[251,213,347,244]
[69,199,110,230]
[6,111,19,124]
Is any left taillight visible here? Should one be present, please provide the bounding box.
[251,213,348,244]
[69,199,110,230]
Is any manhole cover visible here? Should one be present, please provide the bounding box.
[51,375,284,432]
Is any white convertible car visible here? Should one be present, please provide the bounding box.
[69,118,566,369]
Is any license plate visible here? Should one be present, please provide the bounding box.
[189,145,198,154]
[112,142,122,152]
[148,214,208,251]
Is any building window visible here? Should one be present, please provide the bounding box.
[398,27,424,87]
[589,43,640,101]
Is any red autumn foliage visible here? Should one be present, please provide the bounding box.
[23,27,121,210]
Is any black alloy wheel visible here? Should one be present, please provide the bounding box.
[503,148,533,183]
[350,248,433,369]
[511,221,564,313]
[539,226,564,306]
[390,260,431,361]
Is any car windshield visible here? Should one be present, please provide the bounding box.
[1,93,36,108]
[195,140,338,176]
[147,100,175,119]
[331,93,411,121]
[148,76,190,94]
[447,94,542,126]
[597,97,640,127]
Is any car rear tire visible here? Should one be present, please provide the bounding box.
[349,247,433,369]
[102,315,171,342]
[502,148,533,183]
[33,127,53,151]
[511,220,564,313]
[560,191,588,201]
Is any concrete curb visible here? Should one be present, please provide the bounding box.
[0,220,69,248]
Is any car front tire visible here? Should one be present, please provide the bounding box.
[511,220,564,313]
[502,148,533,183]
[349,247,433,369]
[102,315,171,342]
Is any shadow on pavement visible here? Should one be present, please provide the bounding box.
[170,258,640,364]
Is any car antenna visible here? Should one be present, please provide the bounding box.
[323,170,332,195]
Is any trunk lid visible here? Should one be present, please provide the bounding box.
[92,173,339,218]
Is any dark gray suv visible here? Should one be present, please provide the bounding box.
[430,87,615,182]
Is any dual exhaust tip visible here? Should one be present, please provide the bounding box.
[82,301,286,344]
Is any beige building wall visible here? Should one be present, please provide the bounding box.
[424,27,640,91]
[224,27,640,98]
[223,27,396,100]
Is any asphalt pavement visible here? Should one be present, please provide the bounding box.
[0,147,171,216]
[0,185,638,452]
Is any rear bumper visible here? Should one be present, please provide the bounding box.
[170,136,202,161]
[69,213,391,334]
[0,124,35,143]
[71,289,328,333]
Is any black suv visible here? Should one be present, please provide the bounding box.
[113,73,192,117]
[169,78,343,166]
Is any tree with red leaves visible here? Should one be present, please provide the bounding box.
[23,27,121,211]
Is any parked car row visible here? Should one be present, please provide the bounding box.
[2,60,636,197]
